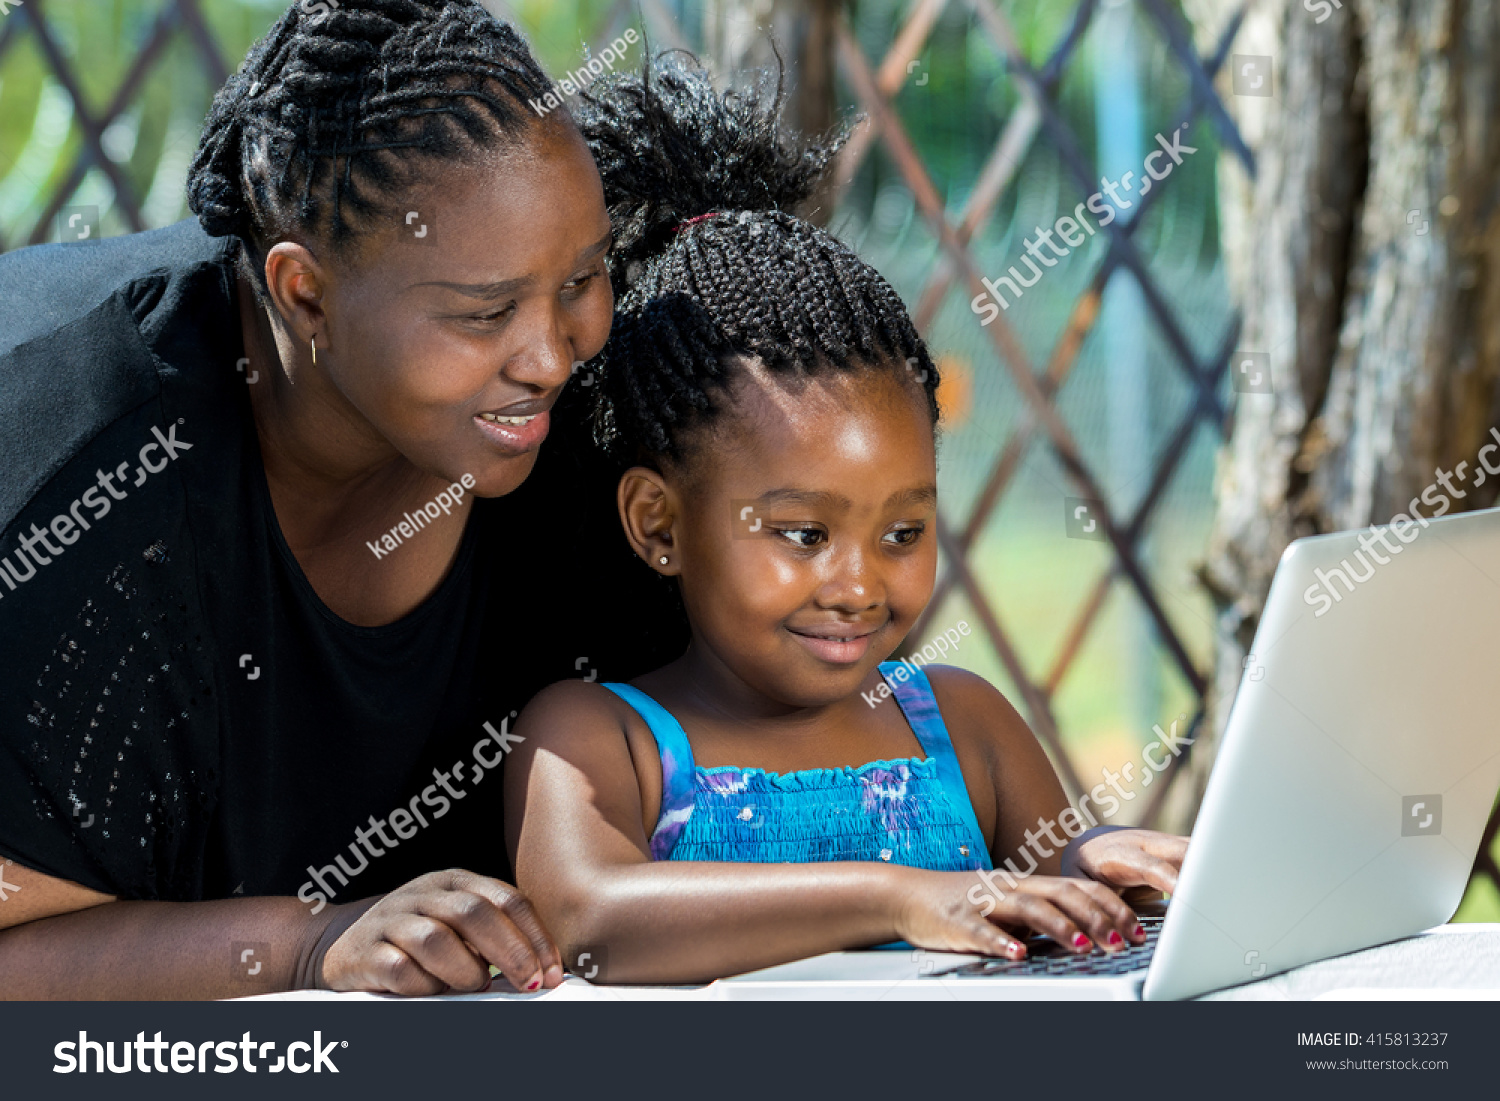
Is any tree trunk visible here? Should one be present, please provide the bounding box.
[1166,0,1500,829]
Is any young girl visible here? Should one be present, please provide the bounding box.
[503,57,1188,985]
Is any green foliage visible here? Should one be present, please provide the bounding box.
[1,0,1214,252]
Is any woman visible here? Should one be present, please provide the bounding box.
[0,0,683,998]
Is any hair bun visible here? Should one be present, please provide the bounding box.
[186,67,258,241]
[575,51,847,274]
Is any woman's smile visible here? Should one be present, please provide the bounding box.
[475,407,551,455]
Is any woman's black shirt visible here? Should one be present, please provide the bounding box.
[0,220,686,904]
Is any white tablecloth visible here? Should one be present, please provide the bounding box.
[238,923,1500,1002]
[1200,923,1500,1000]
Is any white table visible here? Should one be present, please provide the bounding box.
[1200,923,1500,1000]
[239,923,1500,1002]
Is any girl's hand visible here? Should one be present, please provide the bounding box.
[1071,829,1188,896]
[319,870,565,996]
[893,869,1148,958]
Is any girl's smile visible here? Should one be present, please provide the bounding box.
[784,618,885,664]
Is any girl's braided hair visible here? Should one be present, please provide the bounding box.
[187,0,555,295]
[574,53,939,467]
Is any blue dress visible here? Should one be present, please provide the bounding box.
[602,662,992,872]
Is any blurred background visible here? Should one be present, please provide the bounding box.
[2,0,1497,919]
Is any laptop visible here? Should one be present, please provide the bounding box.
[723,505,1500,1001]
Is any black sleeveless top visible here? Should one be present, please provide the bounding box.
[0,220,686,903]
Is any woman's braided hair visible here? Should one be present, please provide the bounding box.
[187,0,555,295]
[574,53,939,467]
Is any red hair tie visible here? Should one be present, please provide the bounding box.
[674,212,721,233]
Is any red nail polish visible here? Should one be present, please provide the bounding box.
[1072,932,1091,949]
[1133,924,1145,938]
[1006,942,1026,959]
[1108,930,1124,946]
[525,978,541,991]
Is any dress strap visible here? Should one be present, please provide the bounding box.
[878,662,992,870]
[600,682,696,861]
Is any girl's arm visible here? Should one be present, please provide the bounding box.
[504,681,1142,984]
[0,858,563,999]
[925,666,1187,901]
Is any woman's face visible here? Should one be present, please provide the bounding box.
[307,119,614,497]
[668,366,940,709]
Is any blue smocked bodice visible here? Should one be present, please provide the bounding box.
[602,663,991,873]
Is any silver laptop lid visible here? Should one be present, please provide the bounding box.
[1143,505,1500,1001]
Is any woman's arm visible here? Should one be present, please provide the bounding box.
[0,856,363,1000]
[504,681,1142,983]
[0,856,114,929]
[0,858,563,1000]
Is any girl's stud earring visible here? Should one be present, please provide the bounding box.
[658,556,669,566]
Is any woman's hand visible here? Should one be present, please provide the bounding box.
[1070,829,1188,896]
[318,869,565,996]
[893,869,1149,958]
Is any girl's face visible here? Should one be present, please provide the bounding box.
[662,365,939,709]
[272,118,615,497]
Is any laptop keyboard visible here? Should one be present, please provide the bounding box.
[926,916,1163,978]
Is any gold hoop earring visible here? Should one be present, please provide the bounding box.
[310,336,318,367]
